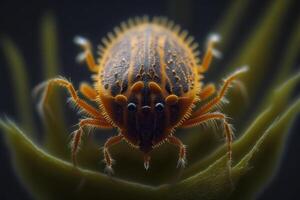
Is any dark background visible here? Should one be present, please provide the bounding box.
[0,0,299,199]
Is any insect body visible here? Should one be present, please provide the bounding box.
[39,17,247,173]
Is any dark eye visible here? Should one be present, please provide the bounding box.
[127,103,137,112]
[155,103,164,112]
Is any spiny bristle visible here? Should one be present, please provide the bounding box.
[167,20,175,29]
[127,18,135,27]
[120,21,128,32]
[101,37,110,47]
[179,30,188,40]
[113,26,122,36]
[152,16,159,23]
[173,98,195,129]
[186,36,194,46]
[172,24,181,35]
[107,32,115,42]
[142,15,149,23]
[123,138,138,148]
[94,83,116,128]
[134,16,142,25]
[153,138,167,149]
[159,17,168,26]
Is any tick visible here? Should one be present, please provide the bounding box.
[38,16,248,174]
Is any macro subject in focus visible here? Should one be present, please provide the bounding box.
[37,16,247,174]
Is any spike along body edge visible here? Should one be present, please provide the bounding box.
[96,17,201,154]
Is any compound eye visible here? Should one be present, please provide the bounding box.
[155,102,164,112]
[127,103,137,112]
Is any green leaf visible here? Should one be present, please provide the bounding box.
[230,98,300,200]
[40,12,61,79]
[1,37,36,136]
[1,72,299,199]
[39,12,68,159]
[227,0,292,89]
[222,0,294,123]
[0,120,157,200]
[259,17,300,111]
[215,0,251,51]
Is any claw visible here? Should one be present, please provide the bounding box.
[208,33,221,43]
[207,33,222,59]
[104,165,114,176]
[74,36,91,63]
[75,52,86,63]
[212,49,222,59]
[177,158,186,168]
[144,160,150,170]
[143,154,150,170]
[74,36,89,47]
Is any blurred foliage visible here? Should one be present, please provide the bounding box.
[1,37,36,135]
[39,13,68,159]
[0,0,299,199]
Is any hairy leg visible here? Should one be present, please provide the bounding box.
[103,135,124,174]
[71,118,113,166]
[41,77,101,118]
[167,135,187,168]
[192,67,248,117]
[181,112,233,164]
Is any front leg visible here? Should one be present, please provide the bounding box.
[71,118,113,166]
[167,135,187,168]
[103,134,124,174]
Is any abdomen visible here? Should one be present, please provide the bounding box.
[98,20,199,98]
